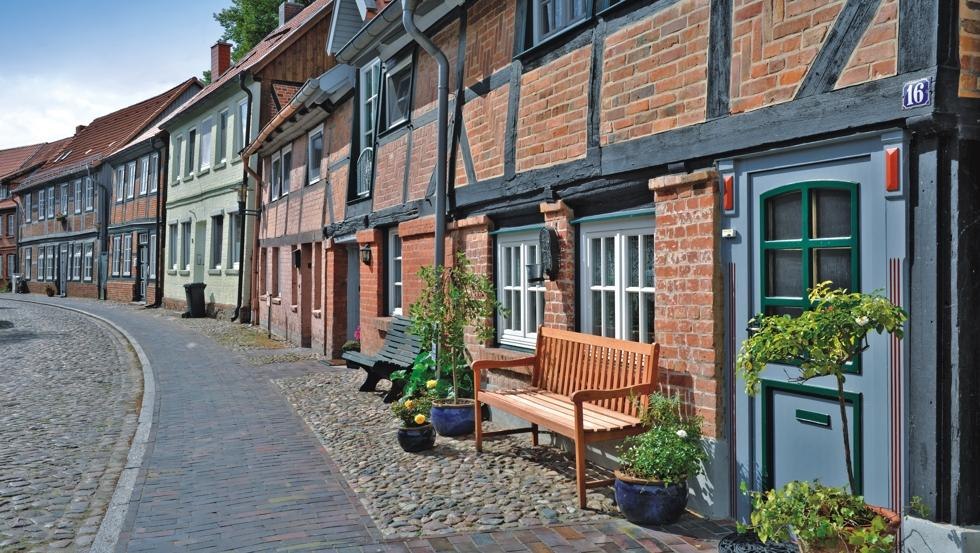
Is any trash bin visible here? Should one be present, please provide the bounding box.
[9,274,18,293]
[182,282,207,318]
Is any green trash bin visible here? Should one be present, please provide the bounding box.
[182,282,207,318]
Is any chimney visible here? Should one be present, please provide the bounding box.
[75,125,86,134]
[279,1,304,26]
[211,41,232,79]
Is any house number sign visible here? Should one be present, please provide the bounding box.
[902,77,933,110]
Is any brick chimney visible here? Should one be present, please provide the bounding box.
[211,41,231,79]
[75,125,86,134]
[279,1,304,26]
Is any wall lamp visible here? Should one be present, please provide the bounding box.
[359,244,372,265]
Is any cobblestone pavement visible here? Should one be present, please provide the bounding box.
[5,297,733,552]
[0,299,141,552]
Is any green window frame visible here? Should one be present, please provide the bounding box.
[759,180,861,372]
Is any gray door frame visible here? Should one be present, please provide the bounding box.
[720,130,909,518]
[346,245,360,341]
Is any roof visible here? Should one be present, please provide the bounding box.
[0,143,44,181]
[172,0,336,119]
[109,84,203,161]
[22,78,200,186]
[0,138,70,209]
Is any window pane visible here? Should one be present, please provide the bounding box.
[502,247,512,287]
[511,248,520,288]
[603,290,616,337]
[766,191,802,241]
[592,291,602,334]
[813,248,852,291]
[765,305,805,318]
[535,290,544,334]
[512,292,522,332]
[766,249,802,297]
[603,237,615,286]
[811,188,851,238]
[643,235,655,287]
[627,292,640,342]
[527,290,538,333]
[645,295,655,343]
[628,235,639,287]
[590,238,601,285]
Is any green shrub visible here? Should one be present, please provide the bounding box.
[619,392,706,484]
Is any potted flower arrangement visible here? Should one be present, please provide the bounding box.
[405,251,502,437]
[342,327,361,368]
[614,391,707,525]
[391,394,435,452]
[44,284,55,297]
[735,282,907,551]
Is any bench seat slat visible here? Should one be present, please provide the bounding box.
[480,389,641,433]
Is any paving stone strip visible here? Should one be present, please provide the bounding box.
[0,298,141,552]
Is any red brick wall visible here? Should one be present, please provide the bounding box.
[600,0,710,145]
[414,20,461,119]
[372,134,409,211]
[960,0,980,97]
[538,201,577,331]
[649,170,724,438]
[323,240,349,357]
[516,47,591,171]
[106,280,136,303]
[407,122,437,200]
[835,0,898,89]
[463,0,516,88]
[462,86,508,182]
[356,228,387,353]
[730,0,845,113]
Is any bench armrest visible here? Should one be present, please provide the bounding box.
[471,357,537,372]
[570,383,656,404]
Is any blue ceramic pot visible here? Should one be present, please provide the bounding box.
[397,424,436,452]
[614,471,688,525]
[430,401,475,437]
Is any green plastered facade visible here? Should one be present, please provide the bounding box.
[162,79,260,314]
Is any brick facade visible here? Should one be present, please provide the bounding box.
[600,0,709,145]
[960,0,980,98]
[835,0,898,88]
[730,0,845,113]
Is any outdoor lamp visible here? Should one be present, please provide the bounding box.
[360,244,372,264]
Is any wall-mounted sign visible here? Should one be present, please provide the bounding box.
[902,77,933,110]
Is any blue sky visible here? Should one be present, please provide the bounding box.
[0,1,227,148]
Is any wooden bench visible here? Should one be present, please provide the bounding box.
[342,316,422,403]
[472,327,661,508]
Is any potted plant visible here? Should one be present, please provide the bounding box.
[739,481,899,553]
[44,284,55,297]
[342,327,361,368]
[614,391,707,525]
[406,251,502,437]
[391,394,435,452]
[735,282,907,548]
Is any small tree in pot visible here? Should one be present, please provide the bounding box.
[735,282,906,551]
[615,391,707,525]
[406,251,502,437]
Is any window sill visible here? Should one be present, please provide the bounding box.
[497,339,536,353]
[378,118,410,139]
[178,270,190,276]
[213,161,227,171]
[346,194,371,206]
[307,177,322,187]
[271,296,282,305]
[290,304,298,313]
[167,269,177,275]
[515,17,593,62]
[198,167,211,177]
[208,269,222,275]
[231,156,242,164]
[225,269,239,276]
[183,174,194,182]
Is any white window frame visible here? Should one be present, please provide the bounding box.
[280,145,292,197]
[115,166,125,202]
[25,193,31,222]
[149,153,159,193]
[37,189,44,220]
[388,230,403,315]
[84,177,94,211]
[0,184,7,200]
[6,214,13,237]
[37,247,44,281]
[384,55,413,130]
[307,126,323,185]
[217,109,229,164]
[125,161,136,199]
[173,135,184,183]
[270,152,282,200]
[73,179,81,213]
[211,214,224,270]
[236,99,249,156]
[199,117,213,172]
[496,231,547,349]
[531,0,589,45]
[111,235,121,276]
[72,243,82,281]
[180,221,191,271]
[148,233,157,279]
[139,156,149,195]
[60,183,68,214]
[579,215,656,344]
[83,243,93,281]
[24,247,32,280]
[122,234,132,277]
[185,128,196,178]
[358,59,382,184]
[169,223,178,270]
[47,186,54,218]
[228,212,241,270]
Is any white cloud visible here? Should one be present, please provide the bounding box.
[0,74,184,149]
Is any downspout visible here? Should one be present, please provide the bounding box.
[149,136,167,307]
[91,162,110,300]
[232,72,254,322]
[403,0,448,270]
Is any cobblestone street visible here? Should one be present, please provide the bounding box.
[0,299,141,551]
[0,297,732,552]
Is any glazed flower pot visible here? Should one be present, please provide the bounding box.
[397,423,435,452]
[614,470,688,525]
[430,399,475,437]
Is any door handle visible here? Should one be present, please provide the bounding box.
[795,409,831,427]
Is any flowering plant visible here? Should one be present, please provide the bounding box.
[391,394,432,428]
[618,392,706,484]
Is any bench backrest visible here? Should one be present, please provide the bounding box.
[377,316,423,367]
[533,327,660,418]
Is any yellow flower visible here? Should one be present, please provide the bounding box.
[426,379,438,389]
[414,414,427,425]
[404,400,414,410]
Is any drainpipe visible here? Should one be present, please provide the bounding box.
[149,137,167,308]
[232,72,254,322]
[403,0,448,270]
[91,162,111,300]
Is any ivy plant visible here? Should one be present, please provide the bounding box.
[736,282,906,492]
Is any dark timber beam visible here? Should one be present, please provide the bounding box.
[795,0,880,99]
[707,0,732,118]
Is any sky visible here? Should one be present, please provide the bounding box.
[0,1,227,149]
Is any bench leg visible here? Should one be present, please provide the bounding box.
[359,370,382,392]
[474,399,483,453]
[382,379,405,404]
[531,423,539,446]
[575,436,588,509]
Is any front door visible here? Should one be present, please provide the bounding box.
[193,221,207,282]
[136,232,147,302]
[724,132,908,518]
[346,245,360,340]
[299,243,312,348]
[58,243,69,296]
